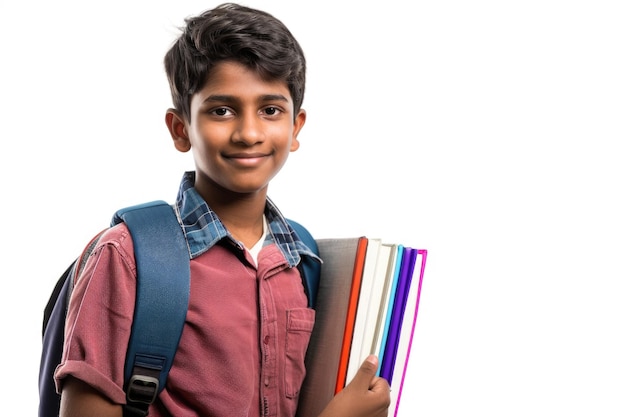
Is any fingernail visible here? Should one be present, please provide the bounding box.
[366,355,378,365]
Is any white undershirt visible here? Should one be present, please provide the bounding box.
[246,215,268,266]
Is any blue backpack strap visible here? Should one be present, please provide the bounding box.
[111,201,190,417]
[287,219,321,309]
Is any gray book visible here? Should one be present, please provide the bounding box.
[296,237,364,417]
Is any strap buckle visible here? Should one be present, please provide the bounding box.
[126,374,159,405]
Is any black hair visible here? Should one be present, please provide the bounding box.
[164,3,306,121]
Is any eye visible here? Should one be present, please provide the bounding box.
[263,107,281,116]
[211,107,233,117]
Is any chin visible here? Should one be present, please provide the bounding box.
[228,183,270,195]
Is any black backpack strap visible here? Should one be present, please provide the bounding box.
[112,201,190,417]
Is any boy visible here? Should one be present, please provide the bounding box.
[54,3,390,417]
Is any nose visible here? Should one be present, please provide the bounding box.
[232,112,264,145]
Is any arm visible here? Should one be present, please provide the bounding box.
[317,355,391,417]
[60,376,123,417]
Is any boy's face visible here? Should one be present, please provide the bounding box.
[169,60,306,197]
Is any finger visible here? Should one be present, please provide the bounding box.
[369,375,391,393]
[349,355,379,391]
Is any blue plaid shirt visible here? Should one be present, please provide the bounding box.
[174,171,319,267]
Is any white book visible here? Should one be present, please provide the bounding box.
[389,249,427,417]
[369,243,399,362]
[357,243,395,364]
[345,238,382,383]
[374,244,403,368]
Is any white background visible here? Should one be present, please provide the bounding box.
[1,0,625,415]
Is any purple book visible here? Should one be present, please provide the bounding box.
[378,247,418,383]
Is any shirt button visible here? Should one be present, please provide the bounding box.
[264,377,270,386]
[264,335,270,344]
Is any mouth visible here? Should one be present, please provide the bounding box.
[224,152,271,167]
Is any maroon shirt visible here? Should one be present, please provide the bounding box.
[55,222,315,417]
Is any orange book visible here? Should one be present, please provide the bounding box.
[334,236,369,393]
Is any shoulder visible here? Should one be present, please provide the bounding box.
[76,223,136,281]
[90,223,134,257]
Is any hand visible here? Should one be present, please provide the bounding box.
[318,355,390,417]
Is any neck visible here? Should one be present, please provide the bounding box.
[194,180,268,248]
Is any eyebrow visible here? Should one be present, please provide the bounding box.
[203,94,290,104]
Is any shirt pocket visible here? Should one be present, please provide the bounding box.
[284,307,315,398]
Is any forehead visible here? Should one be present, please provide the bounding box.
[198,60,292,99]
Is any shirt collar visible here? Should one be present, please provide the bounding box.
[175,171,319,266]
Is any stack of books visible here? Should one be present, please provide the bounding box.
[296,237,428,417]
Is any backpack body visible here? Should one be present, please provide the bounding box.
[39,262,75,416]
[39,200,320,417]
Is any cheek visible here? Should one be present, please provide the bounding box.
[191,125,222,154]
[189,138,215,169]
[271,124,297,148]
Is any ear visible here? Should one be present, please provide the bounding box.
[290,109,306,152]
[165,108,191,153]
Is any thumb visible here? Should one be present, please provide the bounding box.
[348,355,379,390]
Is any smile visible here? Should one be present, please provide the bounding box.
[224,152,270,167]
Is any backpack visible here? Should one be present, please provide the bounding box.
[39,200,321,417]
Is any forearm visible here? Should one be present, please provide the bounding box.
[60,376,123,417]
